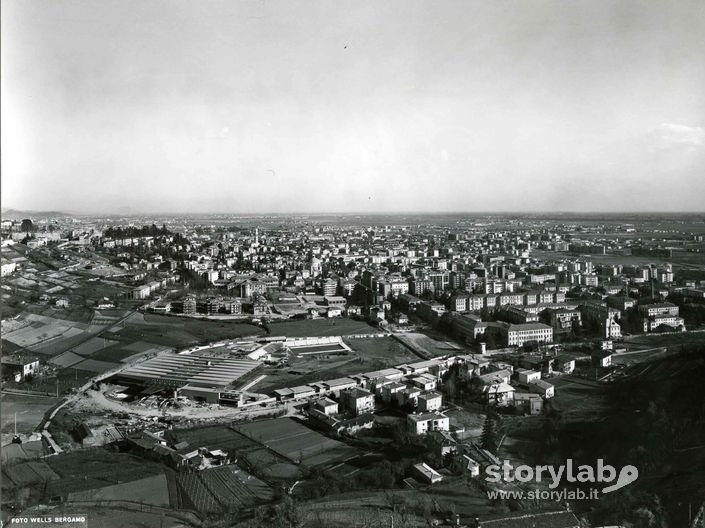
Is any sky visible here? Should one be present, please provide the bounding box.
[2,0,704,214]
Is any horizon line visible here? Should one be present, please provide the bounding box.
[2,208,705,217]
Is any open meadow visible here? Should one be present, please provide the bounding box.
[266,318,379,338]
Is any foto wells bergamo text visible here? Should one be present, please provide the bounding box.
[10,517,86,524]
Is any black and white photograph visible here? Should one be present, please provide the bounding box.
[1,1,704,527]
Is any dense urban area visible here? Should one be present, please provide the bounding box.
[2,211,705,528]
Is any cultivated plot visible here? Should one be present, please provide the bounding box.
[234,417,357,466]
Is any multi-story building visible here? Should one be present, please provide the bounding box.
[1,354,40,381]
[407,412,450,435]
[507,323,553,347]
[342,388,375,416]
[645,315,686,332]
[496,305,539,324]
[320,278,338,297]
[546,308,582,333]
[409,279,434,297]
[418,391,443,412]
[449,295,469,312]
[638,302,679,318]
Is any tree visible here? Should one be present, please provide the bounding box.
[20,219,34,232]
[481,413,500,454]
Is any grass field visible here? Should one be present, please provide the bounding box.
[394,332,463,358]
[623,331,705,349]
[266,318,378,338]
[548,375,607,422]
[344,336,421,365]
[255,355,362,392]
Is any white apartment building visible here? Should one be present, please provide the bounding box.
[507,323,553,346]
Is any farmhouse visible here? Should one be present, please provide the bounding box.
[1,354,40,381]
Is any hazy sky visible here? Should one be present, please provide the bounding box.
[2,0,704,214]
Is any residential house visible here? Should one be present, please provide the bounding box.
[418,391,443,412]
[407,412,450,435]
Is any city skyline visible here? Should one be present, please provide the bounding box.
[2,0,705,214]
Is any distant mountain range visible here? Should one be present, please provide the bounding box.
[1,209,74,220]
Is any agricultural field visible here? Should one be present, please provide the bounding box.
[242,448,303,480]
[299,485,498,528]
[69,337,120,356]
[1,439,48,464]
[3,460,60,488]
[67,473,170,507]
[266,318,378,338]
[88,341,171,363]
[177,464,273,515]
[44,450,166,498]
[1,393,58,436]
[1,313,101,355]
[166,425,257,453]
[234,417,357,467]
[71,358,120,374]
[106,312,264,349]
